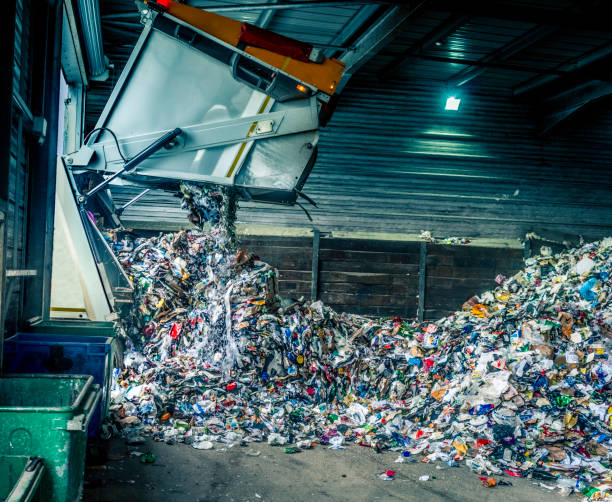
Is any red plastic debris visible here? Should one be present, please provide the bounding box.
[169,323,182,339]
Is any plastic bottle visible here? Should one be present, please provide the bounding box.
[469,404,494,415]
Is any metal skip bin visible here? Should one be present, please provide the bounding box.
[0,375,101,502]
[66,0,345,207]
[3,333,115,437]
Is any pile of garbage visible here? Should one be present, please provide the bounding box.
[108,194,612,496]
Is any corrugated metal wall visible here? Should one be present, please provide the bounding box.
[234,74,612,240]
[114,72,612,242]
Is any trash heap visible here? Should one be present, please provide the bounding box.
[109,193,612,496]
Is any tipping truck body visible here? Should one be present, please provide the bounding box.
[52,0,345,320]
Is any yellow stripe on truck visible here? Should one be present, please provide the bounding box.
[226,95,271,178]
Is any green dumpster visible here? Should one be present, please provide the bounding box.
[0,375,101,502]
[0,455,44,502]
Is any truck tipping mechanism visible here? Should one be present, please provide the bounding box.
[64,0,345,216]
[52,0,345,321]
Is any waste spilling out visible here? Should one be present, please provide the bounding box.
[107,185,612,498]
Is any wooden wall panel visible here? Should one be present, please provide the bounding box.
[239,235,523,320]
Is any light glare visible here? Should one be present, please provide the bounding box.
[445,96,461,111]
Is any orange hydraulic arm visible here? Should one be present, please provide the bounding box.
[145,0,345,95]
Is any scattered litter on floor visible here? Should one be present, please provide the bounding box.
[479,476,496,487]
[395,451,413,464]
[192,440,214,450]
[139,452,156,464]
[379,469,395,481]
[105,186,612,499]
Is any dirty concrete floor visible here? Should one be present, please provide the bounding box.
[84,437,564,502]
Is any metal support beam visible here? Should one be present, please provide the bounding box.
[1,1,17,205]
[323,4,380,58]
[514,41,612,96]
[447,24,557,88]
[523,237,531,259]
[12,91,34,124]
[23,0,63,324]
[76,0,108,80]
[409,54,567,76]
[311,229,320,301]
[254,0,277,29]
[380,14,468,78]
[117,189,151,216]
[538,80,612,134]
[63,0,89,86]
[417,241,426,323]
[174,1,387,13]
[338,2,427,92]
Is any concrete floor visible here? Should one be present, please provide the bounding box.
[84,437,564,502]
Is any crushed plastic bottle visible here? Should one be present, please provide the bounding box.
[469,404,494,415]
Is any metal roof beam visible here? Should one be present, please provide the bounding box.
[428,0,612,32]
[323,4,381,58]
[253,0,278,29]
[538,80,612,134]
[379,13,469,78]
[184,1,387,13]
[102,1,385,19]
[76,0,108,80]
[447,23,557,87]
[337,2,428,91]
[514,41,612,96]
[411,54,567,76]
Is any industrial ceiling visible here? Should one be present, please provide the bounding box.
[79,0,612,236]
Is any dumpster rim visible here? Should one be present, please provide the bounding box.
[0,374,94,413]
[6,333,113,346]
[4,333,113,354]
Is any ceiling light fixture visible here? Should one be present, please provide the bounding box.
[445,96,461,111]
